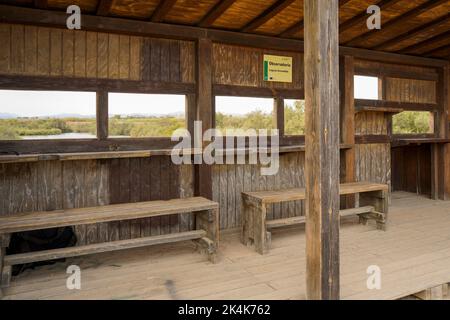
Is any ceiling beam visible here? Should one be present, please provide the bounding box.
[33,0,47,9]
[197,0,237,28]
[278,0,359,39]
[373,13,450,51]
[344,0,448,46]
[424,44,450,58]
[398,31,450,55]
[339,0,403,34]
[0,4,446,68]
[279,20,303,38]
[150,0,177,23]
[96,0,114,16]
[241,0,295,33]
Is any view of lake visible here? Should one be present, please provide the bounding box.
[22,133,97,140]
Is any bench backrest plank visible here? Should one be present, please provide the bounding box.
[243,182,388,204]
[0,197,218,234]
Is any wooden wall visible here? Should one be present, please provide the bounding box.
[391,145,432,196]
[0,159,194,245]
[0,23,195,83]
[385,78,436,104]
[212,43,303,89]
[355,112,391,186]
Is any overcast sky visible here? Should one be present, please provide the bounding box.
[0,76,378,118]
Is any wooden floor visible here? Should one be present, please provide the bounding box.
[2,192,450,300]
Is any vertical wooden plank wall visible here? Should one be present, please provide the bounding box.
[386,77,437,197]
[0,24,196,244]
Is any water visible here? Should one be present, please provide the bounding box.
[22,132,97,140]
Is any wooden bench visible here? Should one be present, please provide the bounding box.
[241,182,388,254]
[0,197,219,295]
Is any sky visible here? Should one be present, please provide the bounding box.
[0,76,379,118]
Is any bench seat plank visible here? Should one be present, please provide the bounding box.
[0,197,218,234]
[243,182,388,204]
[4,230,207,266]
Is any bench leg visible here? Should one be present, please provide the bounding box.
[254,203,269,255]
[195,209,219,263]
[0,234,11,299]
[194,237,217,263]
[241,197,254,246]
[360,190,388,231]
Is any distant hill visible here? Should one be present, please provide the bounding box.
[0,113,18,119]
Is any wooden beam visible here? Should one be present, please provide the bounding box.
[0,5,447,67]
[354,61,439,81]
[279,21,303,38]
[0,74,196,94]
[197,0,237,27]
[339,0,403,34]
[279,0,350,39]
[151,0,177,22]
[423,44,450,58]
[340,56,356,208]
[96,91,108,140]
[338,0,352,6]
[399,31,450,55]
[355,99,439,112]
[96,0,114,16]
[344,0,449,47]
[274,97,285,137]
[372,13,450,51]
[437,66,449,200]
[213,84,304,99]
[304,0,340,300]
[33,0,47,9]
[241,0,295,32]
[195,38,213,200]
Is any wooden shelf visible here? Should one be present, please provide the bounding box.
[392,138,450,147]
[0,145,354,164]
[355,99,438,113]
[355,106,403,114]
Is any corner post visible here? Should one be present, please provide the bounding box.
[195,38,214,200]
[304,0,340,300]
[340,56,356,207]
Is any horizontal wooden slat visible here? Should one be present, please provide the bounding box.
[266,206,375,229]
[4,230,206,266]
[355,99,439,112]
[0,74,196,94]
[0,197,218,234]
[213,84,304,99]
[243,182,388,204]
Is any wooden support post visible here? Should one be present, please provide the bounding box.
[274,97,285,137]
[437,65,449,200]
[96,91,108,140]
[340,56,355,208]
[304,0,340,300]
[195,38,213,200]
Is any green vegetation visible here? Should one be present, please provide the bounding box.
[393,111,433,134]
[109,117,185,137]
[0,118,94,140]
[285,100,306,135]
[0,104,433,140]
[0,116,186,140]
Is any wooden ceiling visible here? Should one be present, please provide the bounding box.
[1,0,449,59]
